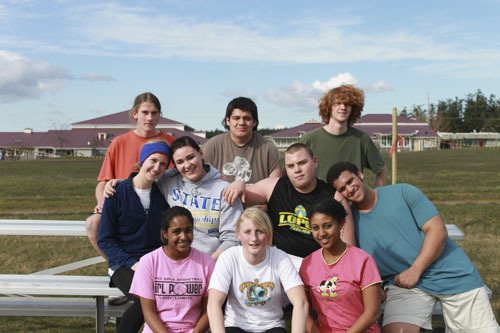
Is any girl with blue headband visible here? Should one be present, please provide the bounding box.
[98,140,171,333]
[104,136,242,261]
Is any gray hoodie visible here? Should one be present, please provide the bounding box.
[158,164,242,254]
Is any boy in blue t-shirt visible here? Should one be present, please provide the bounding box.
[327,161,499,333]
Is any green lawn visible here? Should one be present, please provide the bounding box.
[0,149,499,331]
[0,158,109,332]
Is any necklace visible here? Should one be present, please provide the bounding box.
[322,244,347,265]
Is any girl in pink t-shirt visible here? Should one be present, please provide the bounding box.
[130,206,215,333]
[299,199,382,333]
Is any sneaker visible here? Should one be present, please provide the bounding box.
[108,295,129,306]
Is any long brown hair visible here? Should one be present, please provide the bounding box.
[129,92,162,122]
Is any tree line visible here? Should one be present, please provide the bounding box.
[400,90,500,133]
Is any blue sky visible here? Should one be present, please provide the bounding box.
[1,0,499,132]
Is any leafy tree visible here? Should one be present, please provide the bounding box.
[485,93,500,132]
[448,97,465,132]
[409,105,427,122]
[433,100,453,132]
[483,118,500,132]
[403,90,500,133]
[427,103,437,131]
[204,129,225,139]
[463,90,487,132]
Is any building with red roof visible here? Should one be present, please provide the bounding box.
[268,114,439,152]
[0,111,206,160]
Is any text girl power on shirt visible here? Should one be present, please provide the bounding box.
[154,280,204,299]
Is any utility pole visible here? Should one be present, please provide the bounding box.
[427,91,430,113]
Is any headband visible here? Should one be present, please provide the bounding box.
[139,141,171,165]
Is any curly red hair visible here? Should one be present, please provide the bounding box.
[318,84,364,126]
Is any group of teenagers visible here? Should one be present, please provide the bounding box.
[85,87,499,333]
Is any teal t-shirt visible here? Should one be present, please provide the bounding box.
[299,127,385,182]
[353,183,483,295]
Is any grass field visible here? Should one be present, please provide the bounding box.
[0,149,499,332]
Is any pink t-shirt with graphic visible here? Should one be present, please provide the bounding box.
[130,247,215,333]
[300,245,382,333]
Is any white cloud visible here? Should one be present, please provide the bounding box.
[79,73,115,81]
[266,73,393,109]
[266,80,320,108]
[0,50,73,103]
[51,3,498,69]
[363,80,392,93]
[3,3,500,79]
[312,73,358,92]
[0,4,8,21]
[412,61,500,80]
[266,73,366,108]
[222,89,258,100]
[90,106,109,115]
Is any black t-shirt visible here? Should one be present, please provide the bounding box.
[268,176,334,258]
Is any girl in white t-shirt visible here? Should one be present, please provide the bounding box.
[207,207,308,333]
[130,206,215,333]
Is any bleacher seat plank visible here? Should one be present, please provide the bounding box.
[0,296,128,317]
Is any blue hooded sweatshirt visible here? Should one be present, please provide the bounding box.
[98,172,169,272]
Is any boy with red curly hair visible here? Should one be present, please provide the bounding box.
[300,84,387,186]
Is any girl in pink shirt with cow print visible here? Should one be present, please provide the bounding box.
[300,198,382,333]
